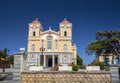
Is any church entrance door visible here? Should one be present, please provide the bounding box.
[48,58,52,67]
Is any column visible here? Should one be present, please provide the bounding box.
[39,55,41,66]
[69,54,71,64]
[52,55,55,67]
[43,55,46,67]
[59,53,62,64]
[58,55,60,64]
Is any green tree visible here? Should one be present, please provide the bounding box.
[0,48,9,72]
[0,50,5,68]
[7,55,14,67]
[9,55,14,64]
[86,30,120,64]
[72,65,79,71]
[72,55,84,71]
[77,55,83,66]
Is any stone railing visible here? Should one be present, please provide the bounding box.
[29,66,43,71]
[59,66,72,71]
[21,71,111,83]
[86,66,100,71]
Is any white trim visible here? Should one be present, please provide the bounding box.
[43,55,46,67]
[52,55,55,67]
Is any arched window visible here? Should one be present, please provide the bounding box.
[64,44,67,51]
[63,55,67,63]
[47,36,52,50]
[64,31,67,36]
[31,55,35,62]
[33,31,36,36]
[32,55,34,58]
[32,44,35,51]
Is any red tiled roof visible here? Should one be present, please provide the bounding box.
[31,18,40,24]
[61,18,70,24]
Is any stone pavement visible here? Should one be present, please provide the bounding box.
[0,69,13,83]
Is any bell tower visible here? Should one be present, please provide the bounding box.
[59,18,73,52]
[28,18,43,37]
[28,18,43,52]
[59,18,72,40]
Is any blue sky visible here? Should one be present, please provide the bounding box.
[0,0,120,64]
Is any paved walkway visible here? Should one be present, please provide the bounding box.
[0,68,13,73]
[0,69,13,83]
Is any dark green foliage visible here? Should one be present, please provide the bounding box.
[77,55,83,66]
[75,55,86,69]
[71,55,85,70]
[8,55,14,65]
[72,65,79,71]
[0,48,14,72]
[86,30,120,56]
[0,50,5,68]
[86,30,120,64]
[0,48,9,72]
[94,62,105,70]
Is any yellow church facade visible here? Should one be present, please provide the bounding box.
[26,18,77,67]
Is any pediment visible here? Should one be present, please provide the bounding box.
[41,29,59,40]
[42,29,59,35]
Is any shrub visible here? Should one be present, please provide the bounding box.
[94,62,105,70]
[72,65,79,71]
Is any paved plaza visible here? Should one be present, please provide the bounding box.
[0,69,13,83]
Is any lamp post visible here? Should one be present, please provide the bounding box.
[40,47,45,66]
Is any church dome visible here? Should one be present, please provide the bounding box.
[31,18,41,25]
[61,18,70,24]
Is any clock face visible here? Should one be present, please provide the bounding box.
[33,26,37,29]
[64,27,67,31]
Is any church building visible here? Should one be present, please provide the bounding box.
[26,18,77,68]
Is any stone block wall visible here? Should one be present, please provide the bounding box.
[21,71,111,83]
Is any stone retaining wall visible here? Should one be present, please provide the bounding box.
[21,71,111,83]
